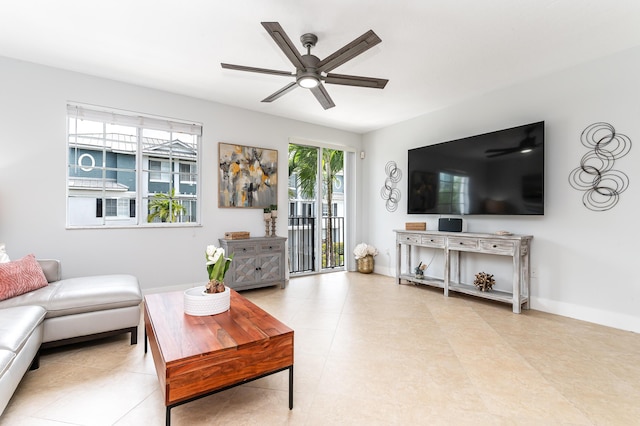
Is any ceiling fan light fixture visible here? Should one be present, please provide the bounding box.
[297,74,320,89]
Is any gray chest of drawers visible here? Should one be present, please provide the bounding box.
[219,236,287,291]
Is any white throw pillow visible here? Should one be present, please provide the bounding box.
[0,243,9,263]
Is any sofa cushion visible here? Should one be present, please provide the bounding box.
[0,284,57,311]
[44,274,142,318]
[0,254,48,302]
[0,350,15,377]
[0,305,46,352]
[0,243,9,263]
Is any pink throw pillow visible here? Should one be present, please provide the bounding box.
[0,254,48,301]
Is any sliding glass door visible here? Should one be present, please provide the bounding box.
[288,143,346,274]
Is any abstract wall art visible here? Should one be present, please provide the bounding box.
[381,160,401,212]
[219,143,278,208]
[568,122,632,211]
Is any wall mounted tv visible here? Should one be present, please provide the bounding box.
[407,121,544,215]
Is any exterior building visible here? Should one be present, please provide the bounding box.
[67,132,197,226]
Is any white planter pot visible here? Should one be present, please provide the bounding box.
[183,286,230,316]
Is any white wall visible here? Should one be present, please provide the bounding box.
[363,46,640,332]
[0,56,361,291]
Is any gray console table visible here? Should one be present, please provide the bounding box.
[394,230,532,313]
[219,236,287,291]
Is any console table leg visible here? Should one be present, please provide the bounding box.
[512,245,521,314]
[166,407,171,426]
[288,365,294,409]
[144,328,148,354]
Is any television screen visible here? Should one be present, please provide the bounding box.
[407,121,544,215]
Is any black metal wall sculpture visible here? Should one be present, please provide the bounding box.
[381,161,401,212]
[569,122,632,211]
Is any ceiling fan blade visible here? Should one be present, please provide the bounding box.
[486,148,519,158]
[317,30,382,73]
[261,22,306,70]
[324,73,388,89]
[261,82,298,103]
[221,63,294,77]
[310,84,336,110]
[486,152,510,158]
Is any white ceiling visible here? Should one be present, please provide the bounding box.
[1,1,639,134]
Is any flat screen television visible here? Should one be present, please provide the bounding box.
[407,121,544,215]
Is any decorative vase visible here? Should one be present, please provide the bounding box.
[264,212,272,237]
[356,255,374,274]
[184,285,231,316]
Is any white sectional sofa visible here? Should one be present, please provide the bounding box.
[0,259,142,416]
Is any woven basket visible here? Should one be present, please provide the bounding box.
[356,255,374,274]
[184,286,230,316]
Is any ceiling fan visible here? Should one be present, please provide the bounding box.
[221,22,388,110]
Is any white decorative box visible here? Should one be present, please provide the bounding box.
[183,286,230,316]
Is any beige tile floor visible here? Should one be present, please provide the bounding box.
[2,272,640,425]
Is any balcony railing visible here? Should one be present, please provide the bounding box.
[321,216,344,270]
[288,216,344,274]
[288,216,315,273]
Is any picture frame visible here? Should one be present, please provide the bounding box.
[218,142,278,208]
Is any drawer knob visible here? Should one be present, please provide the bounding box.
[242,248,247,252]
[459,242,464,245]
[430,239,434,242]
[493,245,497,248]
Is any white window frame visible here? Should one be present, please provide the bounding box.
[67,104,202,228]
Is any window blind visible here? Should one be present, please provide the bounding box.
[67,104,202,136]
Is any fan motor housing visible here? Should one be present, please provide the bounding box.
[300,33,318,48]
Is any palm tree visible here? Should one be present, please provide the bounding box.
[147,188,186,223]
[289,144,344,268]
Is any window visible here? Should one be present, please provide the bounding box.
[67,104,202,227]
[149,160,170,182]
[301,202,314,217]
[179,162,197,184]
[104,198,131,218]
[105,199,118,217]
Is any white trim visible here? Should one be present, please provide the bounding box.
[371,269,640,333]
[531,297,640,333]
[142,282,200,295]
[289,137,357,153]
[345,151,357,271]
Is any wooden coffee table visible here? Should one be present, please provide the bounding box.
[144,289,294,426]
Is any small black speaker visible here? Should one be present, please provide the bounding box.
[438,218,463,232]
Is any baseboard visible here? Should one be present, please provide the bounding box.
[142,282,201,296]
[378,268,639,333]
[531,297,640,334]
